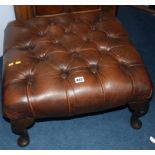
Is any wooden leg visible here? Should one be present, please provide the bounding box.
[11,117,34,147]
[128,101,149,129]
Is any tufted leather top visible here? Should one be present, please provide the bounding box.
[3,11,153,120]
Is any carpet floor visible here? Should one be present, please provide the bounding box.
[0,6,155,150]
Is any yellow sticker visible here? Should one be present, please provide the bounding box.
[8,62,14,67]
[15,61,21,64]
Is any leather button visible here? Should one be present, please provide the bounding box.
[120,63,129,71]
[27,80,33,85]
[27,77,33,85]
[53,40,59,44]
[50,21,56,25]
[72,52,79,58]
[65,28,70,33]
[38,31,46,37]
[61,73,68,79]
[23,41,34,50]
[38,55,47,61]
[82,37,88,42]
[91,26,96,31]
[90,65,98,74]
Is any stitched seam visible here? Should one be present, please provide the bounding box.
[26,83,36,118]
[96,72,106,106]
[63,79,71,116]
[67,78,77,116]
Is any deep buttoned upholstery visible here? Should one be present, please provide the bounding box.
[3,11,153,120]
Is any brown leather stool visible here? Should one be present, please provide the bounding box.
[2,6,153,147]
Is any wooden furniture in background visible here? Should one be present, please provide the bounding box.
[14,5,117,21]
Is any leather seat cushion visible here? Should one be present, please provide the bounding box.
[3,11,152,120]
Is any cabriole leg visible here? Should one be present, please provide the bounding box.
[11,117,34,147]
[128,101,149,129]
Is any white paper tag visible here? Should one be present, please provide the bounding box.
[75,76,85,83]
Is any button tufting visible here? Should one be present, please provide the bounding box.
[50,21,56,25]
[27,76,33,86]
[53,40,60,44]
[91,26,96,31]
[61,72,68,79]
[22,41,34,50]
[119,63,130,73]
[90,65,98,74]
[37,31,46,37]
[82,37,88,42]
[72,52,79,58]
[98,46,110,52]
[3,8,153,133]
[65,28,70,33]
[37,54,47,62]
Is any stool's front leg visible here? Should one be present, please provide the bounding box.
[11,117,34,147]
[128,101,149,129]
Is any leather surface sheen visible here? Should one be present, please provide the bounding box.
[3,11,153,120]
